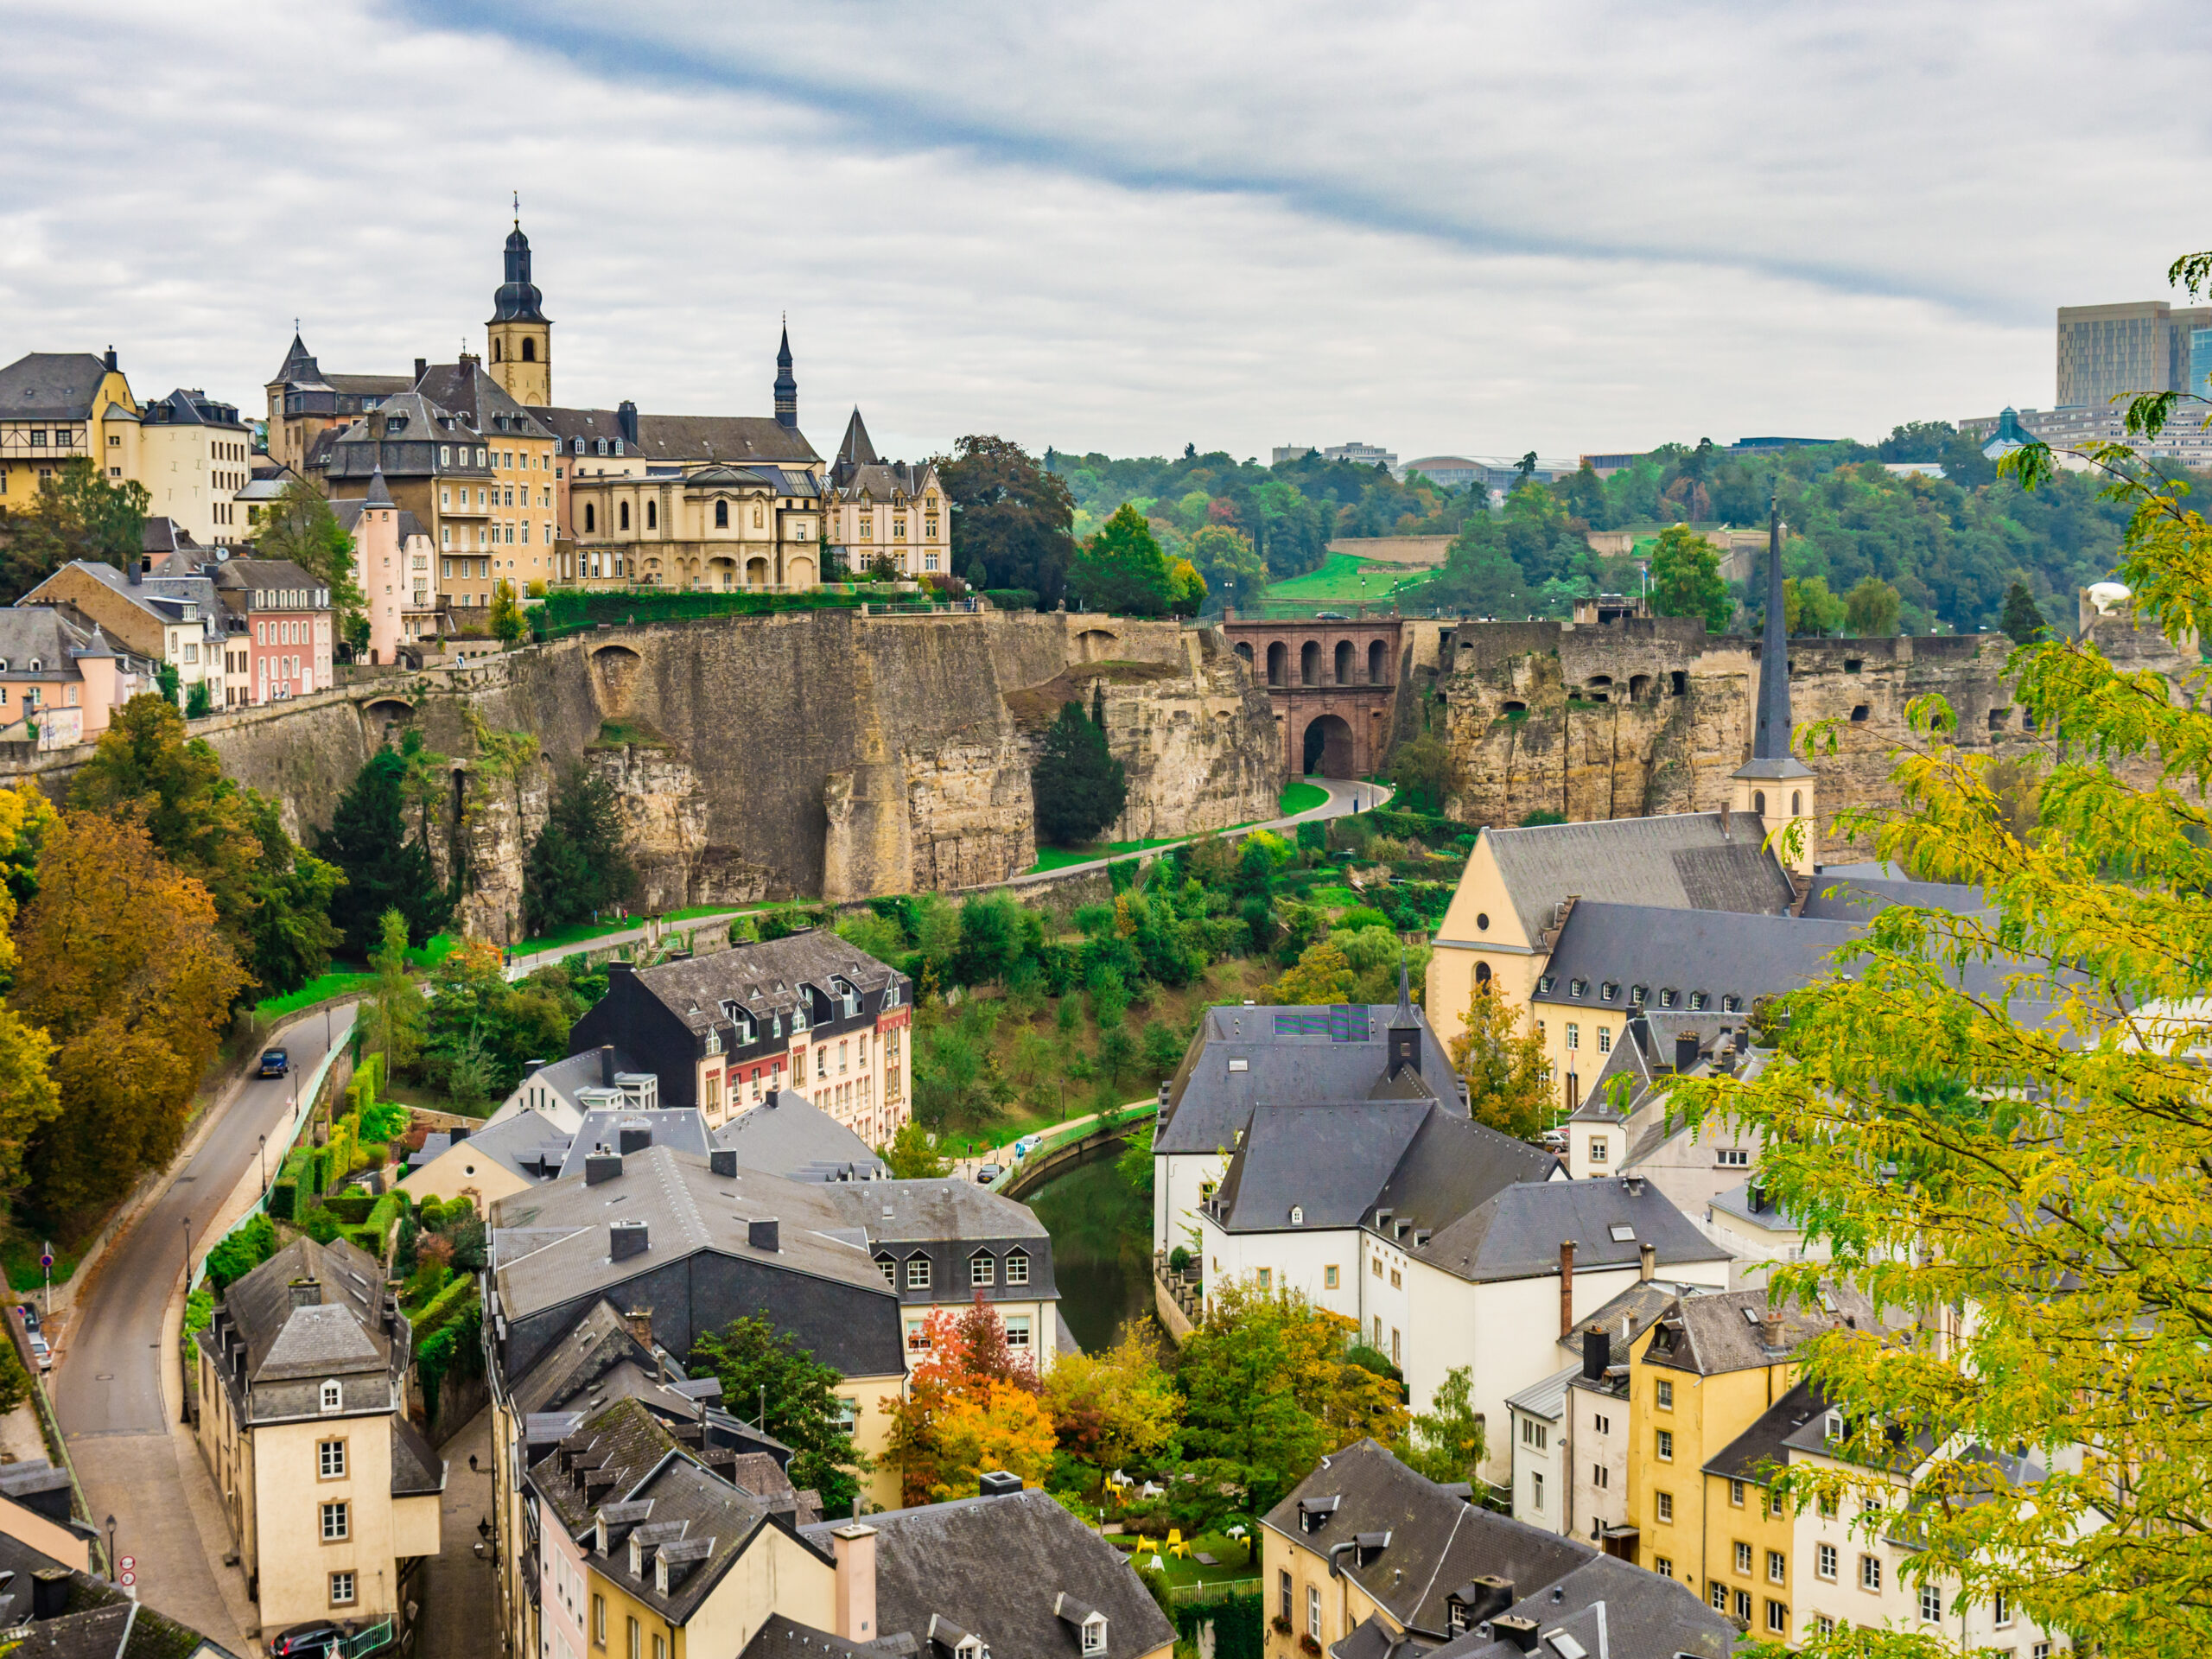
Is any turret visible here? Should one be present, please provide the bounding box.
[486,211,552,405]
[774,322,798,433]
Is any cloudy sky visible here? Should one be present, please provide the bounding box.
[4,2,2205,466]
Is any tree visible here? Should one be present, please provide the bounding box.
[1043,1324,1181,1473]
[15,810,246,1215]
[1032,700,1127,848]
[184,679,213,718]
[1263,940,1355,1006]
[1447,982,1551,1140]
[523,762,640,938]
[935,435,1078,601]
[1844,575,1903,638]
[1186,524,1268,608]
[880,1120,949,1178]
[1394,1365,1486,1485]
[0,786,60,1208]
[1384,730,1452,814]
[488,579,525,645]
[365,907,425,1081]
[1069,505,1174,617]
[1648,524,1732,634]
[1663,386,2212,1657]
[0,458,149,602]
[252,479,365,628]
[1783,575,1847,636]
[884,1298,1053,1504]
[317,743,454,954]
[1166,557,1206,618]
[690,1316,872,1516]
[420,937,579,1099]
[2000,580,2049,645]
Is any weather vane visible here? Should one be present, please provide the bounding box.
[512,189,519,225]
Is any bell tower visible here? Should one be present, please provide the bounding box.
[486,206,551,406]
[1731,493,1817,874]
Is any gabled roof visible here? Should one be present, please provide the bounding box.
[741,1613,905,1659]
[1642,1283,1876,1377]
[0,352,114,421]
[624,932,906,1042]
[1534,901,1858,1012]
[216,1235,392,1382]
[804,1488,1175,1659]
[558,1106,714,1178]
[1707,1376,1828,1484]
[1424,1551,1734,1659]
[1799,870,1992,922]
[1414,1177,1729,1285]
[1478,812,1795,947]
[537,404,819,467]
[712,1091,887,1183]
[601,1446,818,1625]
[413,361,553,441]
[0,1529,243,1657]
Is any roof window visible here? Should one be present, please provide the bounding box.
[1688,992,1708,1011]
[1600,982,1618,1002]
[1609,1224,1636,1243]
[1630,985,1648,1005]
[1536,976,1554,995]
[1658,988,1676,1009]
[1567,978,1587,998]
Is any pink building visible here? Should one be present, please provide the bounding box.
[211,556,332,703]
[0,606,150,748]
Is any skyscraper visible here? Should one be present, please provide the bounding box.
[2056,301,2212,408]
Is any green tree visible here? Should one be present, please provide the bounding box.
[252,479,365,630]
[880,1120,950,1178]
[488,579,525,645]
[317,742,454,954]
[690,1317,872,1518]
[1070,504,1174,616]
[1185,524,1267,607]
[365,907,425,1081]
[1166,556,1206,618]
[1383,730,1452,815]
[0,457,149,602]
[1446,982,1551,1140]
[1033,700,1128,848]
[1394,1365,1486,1485]
[2000,579,2049,645]
[1648,524,1732,634]
[1783,575,1847,636]
[1844,575,1903,637]
[523,762,639,937]
[184,679,213,718]
[935,435,1077,601]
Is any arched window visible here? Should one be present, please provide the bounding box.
[619,501,631,531]
[753,505,765,528]
[492,339,503,362]
[1791,791,1802,815]
[521,338,537,362]
[646,499,658,530]
[583,503,596,533]
[1334,640,1354,683]
[1475,961,1491,986]
[1369,639,1388,684]
[1752,791,1766,815]
[715,500,730,529]
[320,1380,343,1412]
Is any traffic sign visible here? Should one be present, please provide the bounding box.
[119,1556,134,1572]
[38,1253,51,1270]
[118,1571,134,1587]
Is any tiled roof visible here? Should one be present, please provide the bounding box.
[1642,1283,1876,1377]
[0,353,111,421]
[1478,812,1794,946]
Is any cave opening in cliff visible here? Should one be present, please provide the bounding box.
[1302,714,1354,778]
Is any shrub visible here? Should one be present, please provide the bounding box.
[322,1192,377,1225]
[300,1205,342,1244]
[1167,1246,1192,1274]
[983,588,1040,613]
[206,1214,280,1292]
[1336,906,1392,932]
[359,1102,409,1142]
[266,1180,297,1221]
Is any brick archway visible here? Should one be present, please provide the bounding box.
[1224,617,1402,780]
[1300,712,1357,776]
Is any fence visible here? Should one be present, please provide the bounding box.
[989,1098,1158,1196]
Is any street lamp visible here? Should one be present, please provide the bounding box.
[104,1515,116,1580]
[257,1134,267,1196]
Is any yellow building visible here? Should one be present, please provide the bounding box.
[0,350,142,512]
[193,1236,443,1638]
[1702,1377,1826,1643]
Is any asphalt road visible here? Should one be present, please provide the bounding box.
[58,1001,354,1439]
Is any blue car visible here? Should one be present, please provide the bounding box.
[257,1048,289,1078]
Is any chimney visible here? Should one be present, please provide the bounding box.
[748,1217,780,1253]
[601,1044,617,1088]
[1582,1325,1609,1382]
[618,401,639,445]
[103,346,118,373]
[1491,1615,1540,1654]
[585,1147,624,1185]
[367,410,387,443]
[1719,799,1732,840]
[1674,1031,1700,1074]
[451,1126,470,1145]
[764,1089,780,1109]
[977,1471,1024,1497]
[289,1279,321,1310]
[609,1218,649,1260]
[1639,1242,1657,1282]
[1761,1309,1784,1352]
[624,1305,653,1351]
[1630,1014,1651,1058]
[31,1567,68,1620]
[830,1523,878,1642]
[128,556,142,587]
[710,1148,738,1178]
[618,1121,653,1156]
[1558,1240,1575,1338]
[414,357,428,383]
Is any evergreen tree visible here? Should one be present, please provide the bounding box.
[2001,579,2050,645]
[1033,699,1126,847]
[523,762,639,936]
[1068,504,1174,616]
[488,579,525,645]
[317,747,454,953]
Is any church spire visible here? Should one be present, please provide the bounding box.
[1752,490,1791,760]
[774,320,798,433]
[1730,486,1817,873]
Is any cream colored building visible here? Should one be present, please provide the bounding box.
[825,410,950,579]
[138,386,252,545]
[193,1236,443,1636]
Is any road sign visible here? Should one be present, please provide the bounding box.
[37,1253,50,1270]
[118,1571,134,1587]
[119,1556,134,1572]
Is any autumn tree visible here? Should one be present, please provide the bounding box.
[1262,939,1355,1006]
[879,1120,949,1178]
[935,435,1078,601]
[0,785,60,1206]
[16,810,246,1215]
[689,1316,872,1516]
[1393,1365,1486,1485]
[1647,524,1731,634]
[1673,360,2212,1658]
[1042,1324,1181,1475]
[883,1296,1055,1505]
[1448,981,1553,1139]
[488,578,525,645]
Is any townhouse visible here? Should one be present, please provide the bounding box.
[18,553,228,710]
[207,556,333,702]
[0,607,150,747]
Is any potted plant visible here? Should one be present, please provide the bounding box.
[1299,1636,1323,1656]
[1271,1616,1293,1637]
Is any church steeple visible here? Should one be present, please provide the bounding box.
[1730,488,1817,873]
[1752,492,1791,760]
[486,206,552,405]
[774,321,798,433]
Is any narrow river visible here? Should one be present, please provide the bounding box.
[1024,1138,1156,1354]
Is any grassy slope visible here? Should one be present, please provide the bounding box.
[1257,551,1440,607]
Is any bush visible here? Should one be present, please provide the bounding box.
[266,1180,297,1221]
[206,1214,279,1292]
[1181,1594,1263,1659]
[300,1205,342,1244]
[1167,1246,1192,1274]
[321,1192,377,1225]
[1335,906,1393,932]
[983,588,1040,612]
[359,1102,409,1142]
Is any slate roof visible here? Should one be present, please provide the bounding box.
[1643,1283,1877,1377]
[1414,1177,1730,1285]
[0,1528,243,1657]
[741,1613,906,1659]
[1534,902,1859,1014]
[1503,1361,1580,1424]
[830,1180,1055,1306]
[142,387,245,430]
[599,1448,814,1625]
[1707,1377,1829,1484]
[208,1235,392,1382]
[208,557,325,607]
[559,1106,715,1179]
[0,353,113,421]
[1705,1176,1807,1234]
[391,1411,448,1497]
[532,1395,690,1535]
[1478,812,1795,946]
[0,606,126,681]
[414,360,555,441]
[803,1488,1175,1659]
[1800,872,1991,922]
[508,1299,677,1421]
[1156,1002,1458,1157]
[1423,1551,1735,1659]
[537,404,819,466]
[1262,1440,1593,1640]
[1556,1280,1693,1368]
[331,495,427,545]
[712,1091,887,1182]
[625,933,907,1046]
[22,558,221,628]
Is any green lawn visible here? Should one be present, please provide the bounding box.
[1252,551,1440,608]
[1276,781,1328,816]
[1111,1529,1260,1586]
[255,971,377,1020]
[1025,836,1185,875]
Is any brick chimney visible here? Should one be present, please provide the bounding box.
[1558,1240,1575,1338]
[831,1523,878,1641]
[1639,1242,1657,1282]
[624,1304,653,1352]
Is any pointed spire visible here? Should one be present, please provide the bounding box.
[1751,489,1792,761]
[838,407,879,469]
[773,321,798,433]
[1391,956,1416,1027]
[365,465,395,509]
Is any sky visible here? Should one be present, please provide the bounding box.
[4,1,2209,467]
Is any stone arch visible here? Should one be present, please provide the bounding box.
[707,556,738,590]
[362,696,414,731]
[1077,628,1118,663]
[1301,712,1355,777]
[787,556,816,588]
[1234,642,1254,668]
[1267,641,1287,685]
[591,643,645,716]
[1369,639,1388,684]
[1300,640,1320,686]
[746,556,771,588]
[521,338,537,362]
[1334,639,1355,684]
[1630,674,1651,702]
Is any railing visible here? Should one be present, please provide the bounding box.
[990,1098,1159,1196]
[340,1616,396,1656]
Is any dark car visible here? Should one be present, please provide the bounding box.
[257,1048,289,1078]
[15,1304,38,1338]
[976,1164,1003,1185]
[269,1622,344,1657]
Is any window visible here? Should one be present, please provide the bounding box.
[593,1593,606,1645]
[1596,1027,1611,1053]
[628,1618,641,1659]
[1656,1491,1673,1522]
[1592,1463,1608,1489]
[319,1440,346,1478]
[1279,1570,1292,1624]
[1816,1617,1836,1637]
[1256,1268,1272,1290]
[2033,1644,2050,1659]
[1006,1316,1032,1350]
[1653,1554,1671,1578]
[906,1255,931,1289]
[1371,1258,1382,1278]
[1589,1139,1608,1164]
[1521,1418,1548,1450]
[1718,1147,1750,1167]
[1566,1023,1580,1050]
[1861,1555,1882,1591]
[906,1319,928,1354]
[1389,1268,1402,1289]
[320,1380,342,1412]
[321,1500,349,1540]
[1993,1592,2012,1627]
[1592,1414,1609,1434]
[1306,1585,1320,1641]
[1324,1265,1339,1289]
[1734,1541,1751,1574]
[1729,1479,1745,1507]
[1656,1429,1674,1461]
[1709,1584,1727,1612]
[1920,1583,1942,1622]
[1818,1543,1837,1580]
[1655,1379,1674,1410]
[1765,1600,1788,1635]
[1530,1471,1544,1512]
[1768,1550,1786,1584]
[1005,1250,1029,1285]
[1082,1616,1105,1655]
[970,1251,995,1286]
[1732,1589,1751,1622]
[331,1571,355,1606]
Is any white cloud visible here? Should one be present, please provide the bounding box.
[0,0,2197,463]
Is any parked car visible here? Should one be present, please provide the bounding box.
[1539,1128,1568,1151]
[976,1164,1003,1184]
[26,1334,49,1374]
[269,1622,345,1657]
[257,1048,289,1078]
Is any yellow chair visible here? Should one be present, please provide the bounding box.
[1165,1528,1191,1560]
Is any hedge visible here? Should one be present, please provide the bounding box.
[533,588,866,636]
[266,1179,297,1221]
[983,588,1040,613]
[411,1274,479,1344]
[322,1192,377,1225]
[1177,1593,1262,1659]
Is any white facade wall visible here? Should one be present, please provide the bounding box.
[1155,1149,1232,1257]
[1507,1402,1565,1533]
[1790,1485,2060,1651]
[1196,1217,1363,1326]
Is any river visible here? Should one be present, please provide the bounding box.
[1024,1138,1156,1354]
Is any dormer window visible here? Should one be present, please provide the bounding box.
[1082,1615,1107,1655]
[1600,982,1618,1002]
[956,1638,986,1659]
[1630,985,1648,1005]
[1536,976,1554,995]
[884,982,900,1008]
[969,1251,995,1287]
[1005,1249,1029,1286]
[1825,1409,1845,1441]
[1688,992,1708,1011]
[629,1535,643,1577]
[1724,995,1743,1013]
[876,1254,895,1286]
[906,1255,931,1290]
[1658,988,1676,1008]
[320,1380,343,1412]
[1567,978,1587,998]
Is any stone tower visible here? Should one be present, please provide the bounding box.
[486,217,551,406]
[1731,493,1817,873]
[774,322,798,432]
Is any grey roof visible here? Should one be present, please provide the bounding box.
[1478,812,1795,947]
[22,559,220,632]
[0,1528,244,1657]
[627,932,906,1044]
[1707,1376,1828,1484]
[742,1613,907,1659]
[331,495,426,545]
[208,557,323,602]
[1426,1550,1735,1659]
[1800,872,1992,922]
[713,1091,887,1183]
[0,606,106,681]
[0,352,113,420]
[1555,1280,1693,1368]
[142,387,245,430]
[1534,901,1859,1013]
[559,1106,715,1179]
[684,461,823,499]
[531,1395,690,1536]
[1261,1440,1593,1640]
[827,1180,1056,1307]
[1156,1002,1458,1157]
[510,1300,663,1421]
[410,1107,577,1185]
[537,404,819,466]
[414,360,555,441]
[1643,1283,1877,1377]
[1705,1176,1806,1232]
[1503,1361,1580,1423]
[804,1488,1175,1659]
[209,1235,391,1382]
[1414,1177,1730,1285]
[391,1411,448,1497]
